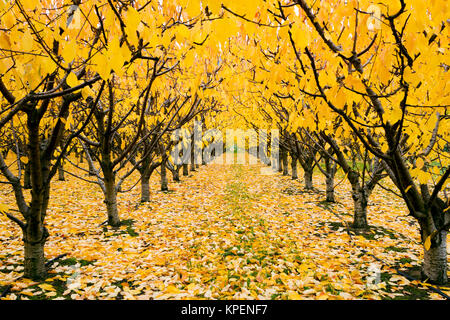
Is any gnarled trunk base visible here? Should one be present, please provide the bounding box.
[291,156,298,180]
[58,163,65,181]
[141,177,150,202]
[304,170,313,190]
[105,184,121,227]
[351,191,368,229]
[282,151,288,176]
[422,231,448,284]
[161,162,168,191]
[172,168,180,182]
[326,175,335,202]
[24,236,47,280]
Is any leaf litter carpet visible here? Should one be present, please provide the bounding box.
[1,156,449,299]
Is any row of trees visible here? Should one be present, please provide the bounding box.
[0,0,230,280]
[221,0,449,284]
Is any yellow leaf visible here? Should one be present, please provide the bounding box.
[21,0,37,10]
[126,6,141,31]
[153,256,166,266]
[21,29,34,52]
[38,283,56,291]
[0,33,11,50]
[91,53,111,81]
[66,72,79,88]
[61,40,77,64]
[165,285,180,294]
[0,203,10,213]
[416,157,425,169]
[417,171,429,184]
[288,291,302,300]
[291,25,311,49]
[81,86,94,100]
[186,283,196,291]
[45,291,57,297]
[424,235,431,251]
[20,290,35,297]
[2,11,15,29]
[334,87,347,109]
[107,38,125,76]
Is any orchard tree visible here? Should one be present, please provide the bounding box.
[0,0,107,279]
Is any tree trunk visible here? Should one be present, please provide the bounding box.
[183,163,189,176]
[351,187,368,229]
[88,158,96,176]
[326,174,335,202]
[58,162,65,181]
[22,113,50,280]
[172,166,180,182]
[190,147,196,172]
[202,149,206,166]
[104,176,121,227]
[24,162,31,189]
[325,158,336,202]
[278,149,283,173]
[161,162,168,191]
[291,155,298,180]
[23,219,48,280]
[304,169,313,190]
[140,172,151,202]
[24,237,47,280]
[422,230,448,284]
[282,150,289,176]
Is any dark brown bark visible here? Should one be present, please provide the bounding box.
[324,157,336,202]
[291,154,298,180]
[103,168,121,227]
[160,161,168,191]
[105,184,121,226]
[139,160,159,203]
[282,149,289,176]
[190,143,196,172]
[140,170,151,203]
[23,220,48,280]
[350,183,369,229]
[58,161,65,181]
[172,166,180,182]
[304,168,313,190]
[24,162,31,189]
[88,153,96,176]
[278,149,283,173]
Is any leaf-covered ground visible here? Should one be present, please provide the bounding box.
[1,155,449,300]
